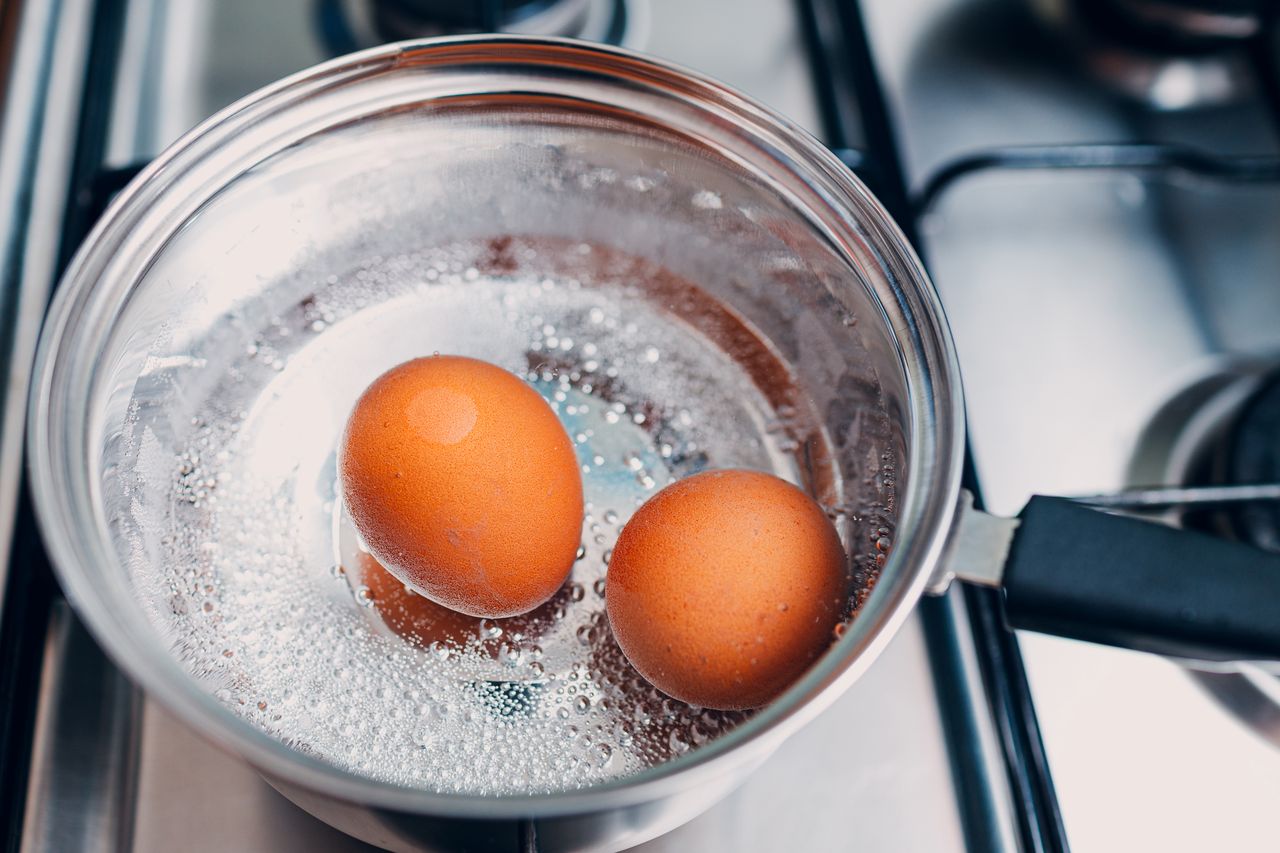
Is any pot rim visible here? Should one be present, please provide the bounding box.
[27,35,966,818]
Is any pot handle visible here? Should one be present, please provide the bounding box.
[998,495,1280,662]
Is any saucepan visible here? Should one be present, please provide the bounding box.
[28,36,1280,852]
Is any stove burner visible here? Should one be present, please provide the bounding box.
[1128,362,1280,550]
[317,0,644,55]
[1071,0,1264,54]
[1125,361,1280,748]
[1219,374,1280,551]
[372,0,591,33]
[1029,0,1267,107]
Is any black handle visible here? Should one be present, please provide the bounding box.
[1001,495,1280,662]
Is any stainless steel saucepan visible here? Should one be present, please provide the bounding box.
[28,36,1280,852]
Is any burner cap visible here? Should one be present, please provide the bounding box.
[1073,0,1263,56]
[1222,373,1280,552]
[1029,0,1262,107]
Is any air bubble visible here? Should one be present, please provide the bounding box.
[691,190,722,210]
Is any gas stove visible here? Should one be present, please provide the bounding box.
[2,0,1279,851]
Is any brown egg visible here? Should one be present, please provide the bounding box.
[340,355,583,618]
[353,550,480,646]
[352,549,572,649]
[606,469,847,710]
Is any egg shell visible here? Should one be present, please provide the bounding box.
[606,469,847,710]
[340,355,583,618]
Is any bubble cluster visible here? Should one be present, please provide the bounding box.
[113,241,897,796]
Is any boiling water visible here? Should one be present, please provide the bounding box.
[120,242,895,795]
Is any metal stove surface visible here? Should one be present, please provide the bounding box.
[862,0,1280,849]
[13,1,974,851]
